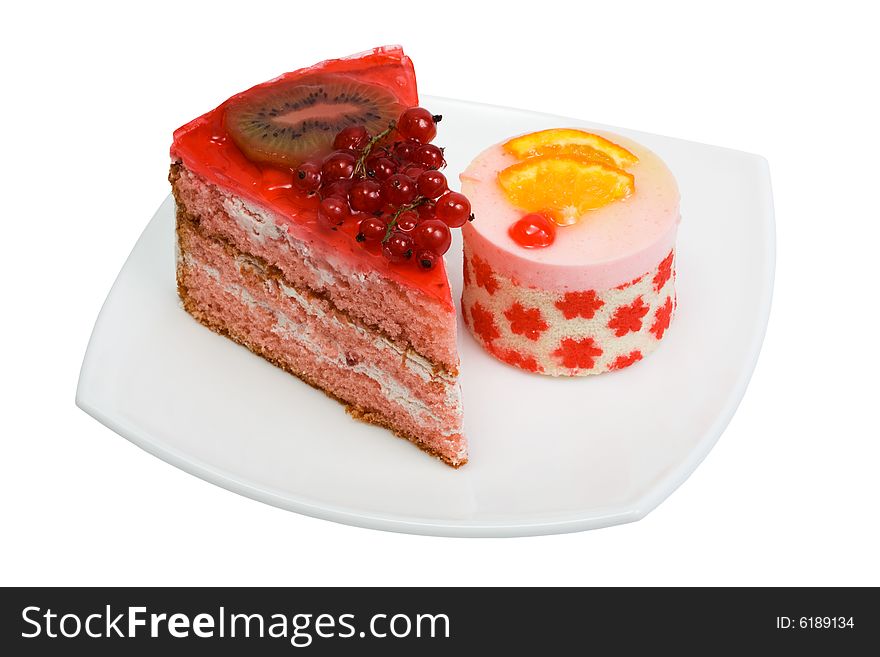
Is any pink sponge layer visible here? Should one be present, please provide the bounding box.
[172,164,458,373]
[177,218,466,466]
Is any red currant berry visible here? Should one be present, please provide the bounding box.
[509,213,556,248]
[321,151,356,181]
[357,215,388,242]
[435,191,471,228]
[382,231,414,263]
[380,174,417,206]
[333,125,369,152]
[317,196,349,229]
[396,211,419,233]
[366,156,397,181]
[415,249,438,271]
[413,219,452,255]
[393,140,419,162]
[321,179,353,199]
[348,180,383,213]
[401,164,426,180]
[293,161,322,194]
[397,107,438,143]
[416,200,437,221]
[416,170,448,198]
[414,144,444,170]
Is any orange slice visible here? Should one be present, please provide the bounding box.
[503,128,639,169]
[497,155,634,225]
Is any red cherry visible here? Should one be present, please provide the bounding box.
[413,219,452,255]
[366,156,397,181]
[333,125,369,151]
[382,232,414,263]
[293,161,321,193]
[321,151,356,180]
[397,107,438,143]
[508,213,556,248]
[380,174,417,206]
[416,170,448,198]
[357,215,388,242]
[348,180,383,213]
[414,143,444,170]
[317,197,349,229]
[435,191,471,228]
[415,249,438,271]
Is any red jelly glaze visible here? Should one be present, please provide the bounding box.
[169,46,454,309]
[508,213,556,249]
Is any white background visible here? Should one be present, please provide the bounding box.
[2,0,878,586]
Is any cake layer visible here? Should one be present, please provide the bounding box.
[171,163,458,372]
[168,46,457,311]
[462,243,676,376]
[460,130,680,291]
[176,215,466,466]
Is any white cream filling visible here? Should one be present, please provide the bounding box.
[180,252,463,436]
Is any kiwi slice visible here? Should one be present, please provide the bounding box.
[225,74,403,167]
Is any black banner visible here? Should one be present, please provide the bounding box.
[1,587,876,654]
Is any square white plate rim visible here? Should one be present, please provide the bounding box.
[76,96,775,537]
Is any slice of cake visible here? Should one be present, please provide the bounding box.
[170,46,471,466]
[460,128,679,376]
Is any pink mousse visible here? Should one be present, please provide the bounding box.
[460,129,680,291]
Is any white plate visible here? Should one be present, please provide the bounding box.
[76,97,775,537]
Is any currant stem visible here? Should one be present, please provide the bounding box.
[354,121,396,178]
[382,196,429,243]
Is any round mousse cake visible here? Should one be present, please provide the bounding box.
[460,128,680,376]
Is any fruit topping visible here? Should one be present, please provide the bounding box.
[508,213,557,249]
[356,215,388,242]
[317,196,349,229]
[382,232,415,263]
[268,106,474,269]
[416,249,439,271]
[435,191,472,228]
[293,161,322,194]
[381,173,418,206]
[225,74,404,167]
[503,128,638,169]
[333,125,370,152]
[416,170,448,198]
[348,179,383,213]
[497,155,634,226]
[397,107,440,143]
[413,220,452,255]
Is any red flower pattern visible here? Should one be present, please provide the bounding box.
[470,302,499,343]
[609,350,643,371]
[488,343,542,373]
[553,337,603,369]
[608,296,649,337]
[464,252,675,374]
[504,303,548,341]
[471,255,499,294]
[614,274,644,290]
[653,250,674,292]
[554,290,605,319]
[650,296,673,339]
